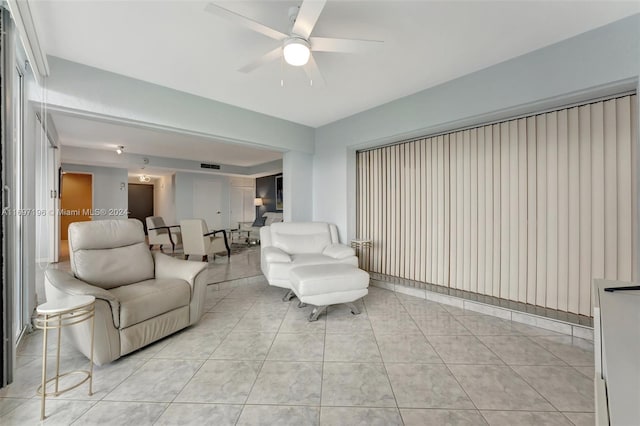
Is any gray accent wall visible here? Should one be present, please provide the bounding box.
[313,14,640,240]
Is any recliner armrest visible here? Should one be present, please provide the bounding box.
[322,244,356,260]
[262,246,292,263]
[154,252,208,288]
[44,269,121,328]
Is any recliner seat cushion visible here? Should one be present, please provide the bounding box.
[110,278,191,328]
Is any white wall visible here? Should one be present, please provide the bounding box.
[61,163,129,220]
[283,151,313,222]
[174,171,231,228]
[313,14,640,240]
[153,174,176,224]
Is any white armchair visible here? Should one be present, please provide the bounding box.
[180,219,230,261]
[260,222,358,289]
[146,216,181,252]
[44,219,208,365]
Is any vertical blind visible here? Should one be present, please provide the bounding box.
[356,94,638,316]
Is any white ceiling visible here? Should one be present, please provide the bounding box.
[31,1,639,128]
[52,112,283,167]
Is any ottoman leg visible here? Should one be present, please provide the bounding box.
[297,301,307,308]
[308,306,327,322]
[282,290,296,302]
[345,302,361,315]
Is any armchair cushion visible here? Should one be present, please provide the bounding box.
[323,244,356,260]
[110,278,190,328]
[263,246,292,263]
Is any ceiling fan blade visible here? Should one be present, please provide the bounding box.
[205,3,288,41]
[310,36,383,53]
[238,47,282,73]
[291,0,327,39]
[303,54,325,87]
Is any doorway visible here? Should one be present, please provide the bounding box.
[128,183,154,233]
[59,172,93,260]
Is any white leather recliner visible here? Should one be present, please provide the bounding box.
[260,222,358,289]
[44,219,209,365]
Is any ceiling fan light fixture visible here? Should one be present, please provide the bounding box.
[283,37,310,66]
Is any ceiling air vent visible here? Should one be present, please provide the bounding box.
[200,163,221,170]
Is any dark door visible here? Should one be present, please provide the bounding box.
[128,183,154,234]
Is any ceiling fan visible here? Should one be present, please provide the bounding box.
[204,0,382,85]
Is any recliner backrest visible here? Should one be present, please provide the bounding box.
[180,219,210,255]
[146,216,168,237]
[68,219,155,289]
[269,222,334,254]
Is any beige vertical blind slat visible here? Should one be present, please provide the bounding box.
[517,119,528,303]
[546,111,559,310]
[557,109,569,312]
[616,97,632,282]
[568,107,581,315]
[536,115,548,308]
[477,129,487,295]
[603,99,618,279]
[356,94,637,317]
[463,130,471,291]
[578,104,593,316]
[492,124,501,298]
[508,120,519,302]
[443,135,451,286]
[500,122,510,299]
[470,129,479,295]
[456,132,465,290]
[526,116,538,306]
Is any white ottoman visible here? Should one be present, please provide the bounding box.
[288,264,370,321]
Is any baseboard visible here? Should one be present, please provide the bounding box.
[370,279,594,341]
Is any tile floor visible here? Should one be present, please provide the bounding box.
[1,276,595,425]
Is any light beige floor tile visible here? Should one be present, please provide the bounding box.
[322,362,395,407]
[512,366,594,412]
[267,333,325,362]
[530,335,595,367]
[237,405,319,426]
[376,334,442,363]
[320,407,402,426]
[154,403,242,425]
[562,411,595,426]
[210,331,276,360]
[0,398,95,425]
[414,315,472,336]
[449,365,554,411]
[73,401,166,425]
[401,408,487,426]
[428,335,503,365]
[479,336,566,366]
[324,333,382,363]
[386,363,474,409]
[247,361,322,405]
[104,359,203,402]
[480,410,573,426]
[175,360,261,404]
